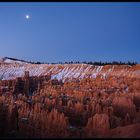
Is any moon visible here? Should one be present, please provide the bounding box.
[25,14,30,19]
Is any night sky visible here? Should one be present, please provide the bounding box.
[0,2,140,63]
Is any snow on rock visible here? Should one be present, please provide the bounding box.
[0,58,140,81]
[3,58,28,65]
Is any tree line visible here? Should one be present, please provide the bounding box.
[4,57,138,66]
[34,61,138,66]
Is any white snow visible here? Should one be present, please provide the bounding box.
[0,59,139,81]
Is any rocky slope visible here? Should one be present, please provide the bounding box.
[104,123,140,138]
[0,57,140,81]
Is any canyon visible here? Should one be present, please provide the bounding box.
[0,57,140,138]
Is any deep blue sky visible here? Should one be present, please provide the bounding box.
[0,2,140,63]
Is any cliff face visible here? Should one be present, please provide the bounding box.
[0,58,140,81]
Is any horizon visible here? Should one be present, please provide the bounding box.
[2,56,139,64]
[0,2,140,63]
